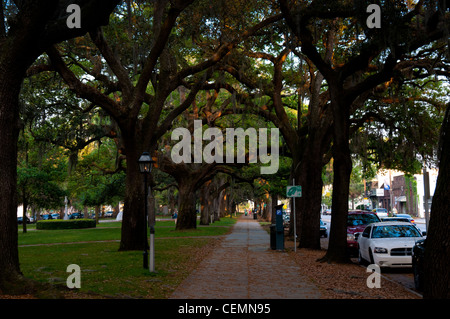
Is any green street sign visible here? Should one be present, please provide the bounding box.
[286,186,302,197]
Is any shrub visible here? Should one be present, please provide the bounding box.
[36,219,96,230]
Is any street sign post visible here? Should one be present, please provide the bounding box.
[286,181,302,251]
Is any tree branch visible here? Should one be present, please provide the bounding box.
[89,27,134,101]
[46,45,124,121]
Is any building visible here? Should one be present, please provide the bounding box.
[368,168,437,218]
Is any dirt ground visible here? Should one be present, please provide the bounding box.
[283,237,421,299]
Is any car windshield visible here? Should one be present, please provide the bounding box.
[371,224,422,238]
[347,214,379,226]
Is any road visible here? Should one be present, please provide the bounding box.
[320,213,424,297]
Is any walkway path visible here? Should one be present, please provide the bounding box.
[170,215,321,299]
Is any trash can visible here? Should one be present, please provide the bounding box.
[270,224,276,250]
[253,212,257,220]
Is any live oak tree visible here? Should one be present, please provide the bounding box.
[47,0,282,245]
[280,0,449,263]
[0,0,119,294]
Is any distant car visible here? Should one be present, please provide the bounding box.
[381,217,411,223]
[357,221,424,268]
[381,216,425,234]
[69,212,83,219]
[394,213,415,224]
[17,216,30,224]
[323,209,331,215]
[320,220,328,238]
[347,210,381,256]
[283,214,290,228]
[51,213,61,220]
[412,239,426,291]
[104,211,113,218]
[373,208,388,218]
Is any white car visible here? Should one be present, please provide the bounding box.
[357,222,425,268]
[373,208,388,218]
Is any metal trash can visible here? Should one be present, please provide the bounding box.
[270,224,276,250]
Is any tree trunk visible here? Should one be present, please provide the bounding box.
[22,189,28,234]
[0,67,23,293]
[94,205,100,225]
[176,182,197,230]
[199,183,210,225]
[294,149,324,250]
[319,94,352,263]
[423,104,450,298]
[119,137,147,250]
[212,196,219,222]
[271,193,278,223]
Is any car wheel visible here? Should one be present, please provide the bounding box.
[413,261,423,291]
[369,249,375,265]
[358,251,367,266]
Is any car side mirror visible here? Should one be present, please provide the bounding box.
[422,231,427,236]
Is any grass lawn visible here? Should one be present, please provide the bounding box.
[17,217,237,299]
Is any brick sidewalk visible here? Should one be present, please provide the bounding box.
[170,215,321,299]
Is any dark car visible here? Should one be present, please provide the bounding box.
[320,220,328,238]
[412,239,426,291]
[381,217,411,223]
[17,216,30,224]
[69,212,83,219]
[347,210,381,256]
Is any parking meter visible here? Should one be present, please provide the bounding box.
[274,204,284,250]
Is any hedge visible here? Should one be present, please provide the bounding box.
[36,219,96,230]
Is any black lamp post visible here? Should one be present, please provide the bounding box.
[138,152,154,270]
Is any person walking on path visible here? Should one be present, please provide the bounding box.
[170,214,321,299]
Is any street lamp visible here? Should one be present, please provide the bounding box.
[138,152,155,271]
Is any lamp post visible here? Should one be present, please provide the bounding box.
[138,152,155,271]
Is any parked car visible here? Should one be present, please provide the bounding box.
[357,221,424,268]
[412,239,426,291]
[393,213,415,224]
[382,216,425,235]
[320,220,328,238]
[283,214,290,228]
[51,213,61,220]
[347,210,381,256]
[372,208,388,218]
[42,214,52,220]
[17,216,30,224]
[381,217,410,223]
[104,211,114,218]
[69,212,83,219]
